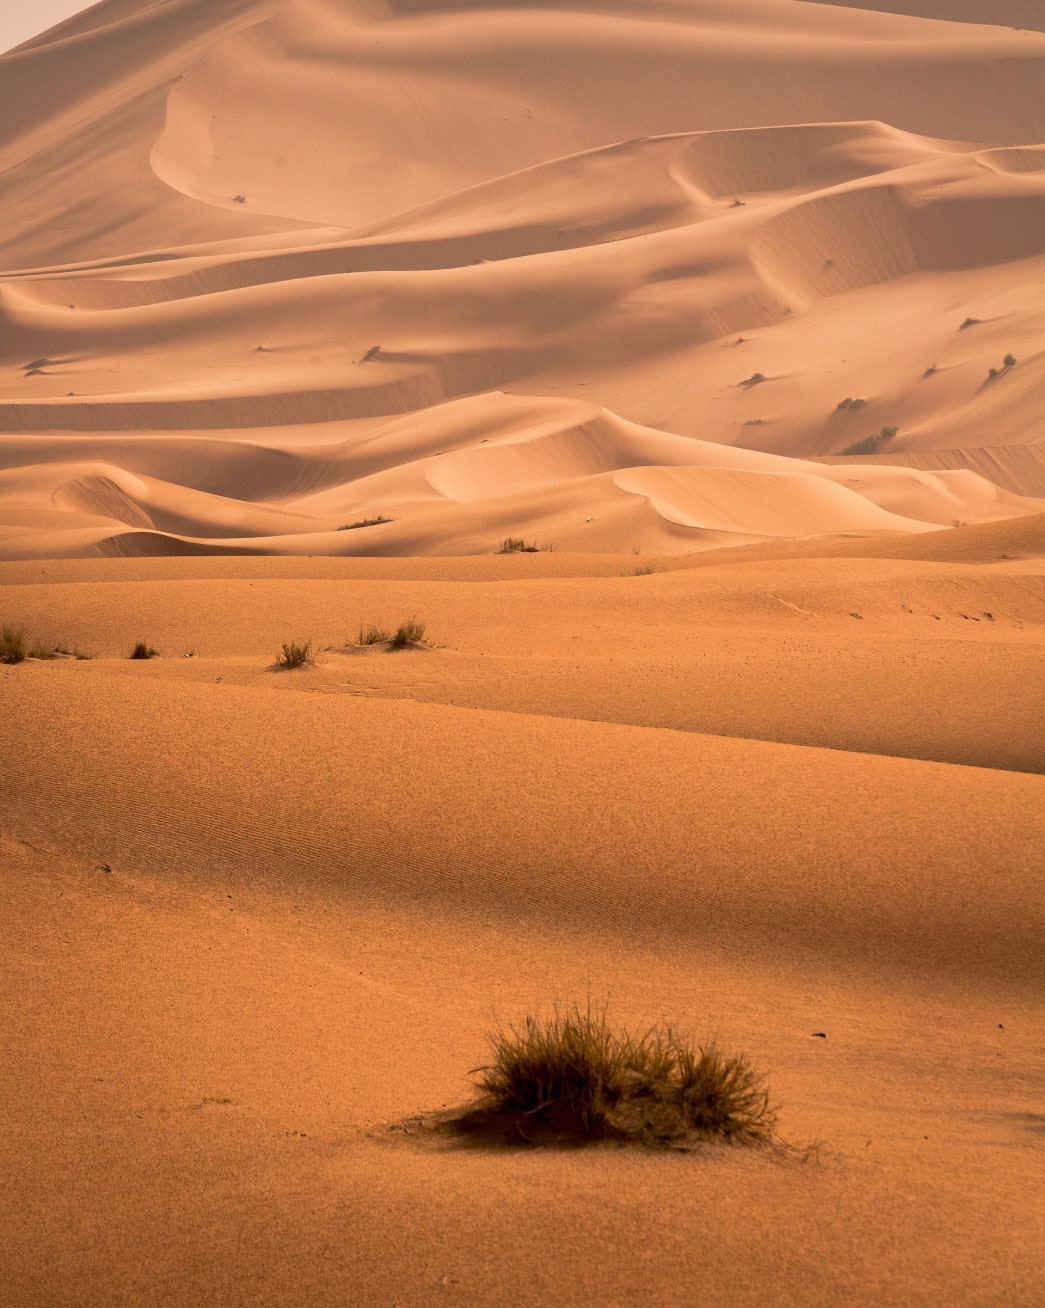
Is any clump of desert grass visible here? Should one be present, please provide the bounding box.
[273,639,314,669]
[129,641,159,660]
[357,623,390,646]
[470,1001,775,1147]
[2,628,91,662]
[354,618,427,649]
[1,626,27,664]
[391,616,426,648]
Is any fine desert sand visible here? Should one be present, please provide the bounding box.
[1,2,1043,1305]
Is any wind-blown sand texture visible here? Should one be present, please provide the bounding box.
[1,2,1043,1306]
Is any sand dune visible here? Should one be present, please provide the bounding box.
[2,1,1044,557]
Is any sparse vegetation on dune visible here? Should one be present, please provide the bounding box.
[2,628,90,662]
[354,618,427,648]
[1,627,26,664]
[499,536,541,553]
[273,639,314,669]
[839,425,898,456]
[129,642,159,660]
[471,1002,775,1147]
[357,623,391,646]
[989,354,1017,378]
[391,617,426,648]
[337,515,393,531]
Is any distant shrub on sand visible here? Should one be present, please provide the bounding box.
[357,623,390,646]
[391,617,426,648]
[499,537,541,553]
[1,627,26,664]
[836,397,866,410]
[337,515,392,531]
[129,642,159,660]
[985,352,1017,380]
[959,317,981,330]
[274,639,313,669]
[472,1001,775,1146]
[740,372,765,388]
[839,425,897,456]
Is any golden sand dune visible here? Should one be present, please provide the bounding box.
[2,0,1044,557]
[2,4,1044,1305]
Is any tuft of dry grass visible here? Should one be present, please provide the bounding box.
[473,1001,775,1146]
[357,623,390,646]
[391,617,426,648]
[1,626,26,664]
[129,642,159,660]
[274,639,314,669]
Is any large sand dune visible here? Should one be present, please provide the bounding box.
[2,0,1044,558]
[2,3,1043,1305]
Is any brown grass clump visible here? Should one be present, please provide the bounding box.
[274,639,314,669]
[357,623,391,646]
[129,642,159,660]
[1,626,26,664]
[472,1002,775,1147]
[391,617,426,648]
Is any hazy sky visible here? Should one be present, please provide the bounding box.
[0,1,92,54]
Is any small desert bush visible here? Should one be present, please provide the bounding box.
[499,536,540,553]
[1,626,26,664]
[337,515,392,531]
[988,354,1017,378]
[474,1002,775,1146]
[357,623,390,646]
[129,642,159,660]
[633,564,656,576]
[839,425,897,456]
[391,616,426,648]
[274,639,314,669]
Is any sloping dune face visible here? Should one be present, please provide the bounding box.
[1,0,1044,557]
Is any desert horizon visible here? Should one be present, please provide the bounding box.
[2,1,1043,1304]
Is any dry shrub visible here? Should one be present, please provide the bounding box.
[274,639,313,668]
[473,1002,775,1146]
[1,627,26,664]
[391,617,426,648]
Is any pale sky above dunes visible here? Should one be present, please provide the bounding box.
[0,0,89,54]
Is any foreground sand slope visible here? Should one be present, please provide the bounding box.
[1,0,1044,556]
[2,529,1043,1304]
